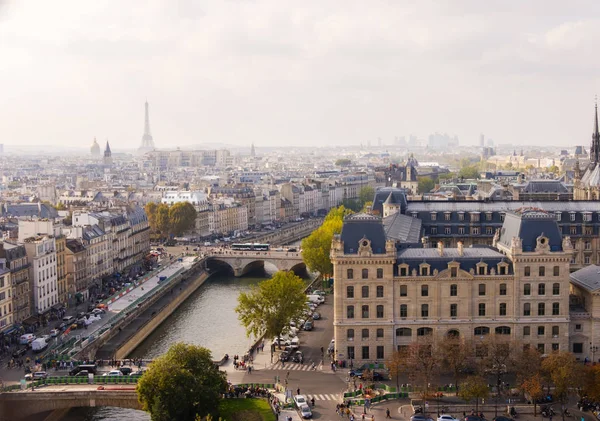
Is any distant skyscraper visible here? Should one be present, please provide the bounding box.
[90,137,100,158]
[138,100,155,154]
[479,133,485,147]
[250,143,256,157]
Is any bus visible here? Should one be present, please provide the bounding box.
[231,243,270,251]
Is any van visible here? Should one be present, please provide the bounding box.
[62,316,75,323]
[31,338,48,352]
[306,295,322,305]
[19,334,35,345]
[69,364,98,376]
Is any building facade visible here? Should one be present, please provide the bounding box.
[23,236,58,315]
[0,268,12,332]
[0,244,30,325]
[331,210,572,366]
[65,239,90,305]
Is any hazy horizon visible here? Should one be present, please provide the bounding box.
[1,1,600,149]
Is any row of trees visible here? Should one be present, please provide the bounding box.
[144,202,197,239]
[387,335,599,419]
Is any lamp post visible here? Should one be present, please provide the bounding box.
[591,343,599,364]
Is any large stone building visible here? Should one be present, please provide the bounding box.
[65,239,89,305]
[0,267,12,332]
[331,209,573,366]
[23,236,58,316]
[0,243,30,325]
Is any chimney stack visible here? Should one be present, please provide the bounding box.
[457,241,464,257]
[437,241,444,256]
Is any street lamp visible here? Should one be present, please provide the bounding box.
[591,343,599,363]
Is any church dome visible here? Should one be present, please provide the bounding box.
[90,137,100,156]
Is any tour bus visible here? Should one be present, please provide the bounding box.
[230,243,270,251]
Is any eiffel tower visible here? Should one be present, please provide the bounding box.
[138,100,155,153]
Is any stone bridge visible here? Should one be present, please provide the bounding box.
[206,250,306,277]
[0,389,141,421]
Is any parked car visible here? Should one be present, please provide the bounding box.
[50,329,60,337]
[279,351,291,362]
[33,371,48,380]
[438,415,460,421]
[348,369,363,377]
[103,370,124,377]
[294,394,307,408]
[303,321,313,331]
[411,415,434,421]
[312,312,321,320]
[292,351,304,363]
[119,367,133,376]
[74,370,90,377]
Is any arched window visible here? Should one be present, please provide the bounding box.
[447,329,460,338]
[362,305,369,318]
[474,326,490,336]
[346,286,354,298]
[362,268,369,279]
[396,328,412,337]
[347,329,355,340]
[495,326,511,335]
[347,269,354,279]
[417,327,433,336]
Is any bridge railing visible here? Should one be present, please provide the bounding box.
[2,376,141,392]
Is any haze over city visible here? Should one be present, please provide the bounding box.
[2,1,600,149]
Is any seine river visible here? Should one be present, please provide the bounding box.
[62,268,275,421]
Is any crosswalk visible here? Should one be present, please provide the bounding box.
[306,393,340,402]
[268,362,330,371]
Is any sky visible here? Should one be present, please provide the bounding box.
[1,1,600,150]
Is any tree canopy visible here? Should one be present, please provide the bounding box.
[418,176,435,194]
[335,158,352,167]
[302,206,350,276]
[145,201,197,238]
[458,165,480,180]
[137,343,227,421]
[236,271,307,340]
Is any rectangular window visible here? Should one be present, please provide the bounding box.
[538,303,545,316]
[400,304,407,318]
[376,268,383,279]
[573,343,583,353]
[458,213,465,221]
[362,305,369,318]
[347,329,355,340]
[552,343,559,351]
[486,227,493,235]
[421,285,428,296]
[478,303,486,316]
[377,345,384,359]
[538,283,546,295]
[523,326,530,336]
[450,304,457,317]
[538,326,545,336]
[571,226,577,235]
[445,213,451,221]
[421,304,429,318]
[553,266,560,277]
[552,326,559,336]
[450,284,457,296]
[570,213,576,221]
[552,302,560,315]
[524,303,531,316]
[347,269,354,279]
[451,267,458,277]
[431,227,437,235]
[539,266,545,277]
[552,283,560,295]
[524,284,531,295]
[499,303,507,316]
[362,286,369,298]
[377,328,384,338]
[479,284,486,296]
[400,285,407,296]
[347,346,355,359]
[346,286,354,298]
[458,227,465,235]
[362,329,369,339]
[362,269,369,279]
[478,266,486,275]
[524,266,531,277]
[585,256,591,265]
[421,267,428,276]
[376,285,384,297]
[347,306,354,319]
[472,227,480,235]
[499,283,507,295]
[376,305,384,318]
[431,213,437,221]
[537,344,545,354]
[400,267,407,276]
[445,227,451,234]
[362,346,369,360]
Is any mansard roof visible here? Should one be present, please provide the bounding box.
[498,208,563,252]
[383,212,422,243]
[570,264,600,292]
[372,188,408,215]
[340,213,387,254]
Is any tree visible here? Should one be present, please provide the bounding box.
[548,165,559,174]
[458,165,480,180]
[439,336,474,390]
[358,186,375,209]
[582,365,600,403]
[387,348,410,391]
[418,176,435,194]
[521,373,544,416]
[236,271,307,342]
[302,206,350,276]
[145,202,158,232]
[156,204,171,238]
[137,343,227,421]
[478,336,513,417]
[169,202,197,236]
[458,375,489,413]
[404,336,439,398]
[513,347,542,386]
[542,351,583,420]
[335,158,352,167]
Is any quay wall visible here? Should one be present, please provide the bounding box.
[115,270,210,359]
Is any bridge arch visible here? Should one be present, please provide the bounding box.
[0,390,142,421]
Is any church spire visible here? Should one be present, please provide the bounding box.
[592,98,600,165]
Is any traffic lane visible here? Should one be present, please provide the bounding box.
[297,298,334,365]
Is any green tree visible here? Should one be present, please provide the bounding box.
[236,271,307,342]
[548,165,559,174]
[458,165,480,180]
[358,186,375,209]
[302,206,350,275]
[458,375,489,413]
[156,204,171,238]
[137,343,227,421]
[335,158,352,167]
[169,202,197,236]
[145,202,158,232]
[418,176,435,194]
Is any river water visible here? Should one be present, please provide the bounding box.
[62,267,275,421]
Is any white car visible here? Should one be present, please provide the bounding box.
[50,329,60,337]
[103,370,123,377]
[294,395,307,407]
[438,415,459,421]
[299,404,312,419]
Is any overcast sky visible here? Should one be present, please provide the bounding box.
[2,1,600,150]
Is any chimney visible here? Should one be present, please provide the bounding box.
[457,241,464,257]
[437,241,444,256]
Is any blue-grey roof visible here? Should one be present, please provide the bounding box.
[521,180,569,194]
[383,212,422,243]
[372,188,408,215]
[570,265,600,292]
[1,203,58,219]
[340,213,387,254]
[498,208,563,252]
[396,246,511,274]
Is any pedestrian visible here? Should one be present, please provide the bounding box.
[386,408,392,418]
[549,415,552,421]
[297,387,300,396]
